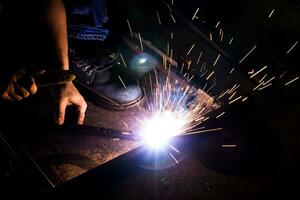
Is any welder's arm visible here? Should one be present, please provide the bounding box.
[40,0,87,125]
[0,69,38,101]
[41,0,69,70]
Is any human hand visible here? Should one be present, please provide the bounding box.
[0,69,38,101]
[55,82,87,125]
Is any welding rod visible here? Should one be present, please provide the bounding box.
[34,70,76,87]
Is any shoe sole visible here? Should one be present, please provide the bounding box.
[75,80,144,110]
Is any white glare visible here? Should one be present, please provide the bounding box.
[141,111,187,149]
[139,57,147,64]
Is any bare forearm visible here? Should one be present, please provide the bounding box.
[41,0,69,70]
